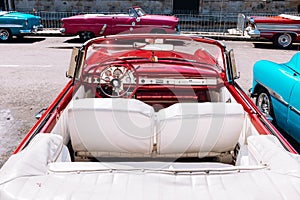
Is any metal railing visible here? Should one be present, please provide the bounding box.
[177,13,238,32]
[26,11,300,33]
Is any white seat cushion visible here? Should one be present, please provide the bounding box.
[68,98,155,156]
[247,135,300,175]
[0,133,65,185]
[157,102,245,156]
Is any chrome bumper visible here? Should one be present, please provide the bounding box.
[247,29,261,38]
[20,25,44,34]
[60,28,65,33]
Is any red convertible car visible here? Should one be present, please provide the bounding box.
[1,34,300,199]
[60,6,179,41]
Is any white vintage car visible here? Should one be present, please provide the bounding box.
[246,14,300,48]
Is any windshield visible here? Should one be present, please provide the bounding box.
[78,35,225,79]
[134,7,146,16]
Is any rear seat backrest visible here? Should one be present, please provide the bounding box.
[156,102,245,157]
[67,99,244,158]
[68,98,155,156]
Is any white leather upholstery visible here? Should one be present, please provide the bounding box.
[0,133,67,185]
[68,98,155,156]
[67,99,245,158]
[247,135,300,174]
[3,165,300,200]
[157,102,245,156]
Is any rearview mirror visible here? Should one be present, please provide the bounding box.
[133,42,174,51]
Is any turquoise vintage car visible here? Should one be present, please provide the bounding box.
[0,11,43,41]
[250,52,300,144]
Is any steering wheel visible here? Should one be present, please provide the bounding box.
[90,59,139,98]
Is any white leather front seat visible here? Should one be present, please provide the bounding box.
[156,102,245,157]
[68,98,155,157]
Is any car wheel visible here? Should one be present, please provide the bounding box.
[0,29,11,41]
[273,33,293,48]
[79,31,95,42]
[256,88,274,120]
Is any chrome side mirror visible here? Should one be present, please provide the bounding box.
[35,108,47,120]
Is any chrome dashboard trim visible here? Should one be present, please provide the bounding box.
[138,77,217,86]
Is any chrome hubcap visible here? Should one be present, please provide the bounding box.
[0,29,9,41]
[80,32,92,41]
[278,34,292,47]
[257,93,270,115]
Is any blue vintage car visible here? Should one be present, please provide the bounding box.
[250,52,300,144]
[0,11,43,41]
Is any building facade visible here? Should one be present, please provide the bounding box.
[1,0,300,13]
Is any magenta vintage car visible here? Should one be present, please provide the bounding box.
[60,6,180,41]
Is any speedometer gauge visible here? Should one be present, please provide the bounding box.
[125,77,131,83]
[113,68,123,77]
[105,70,112,76]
